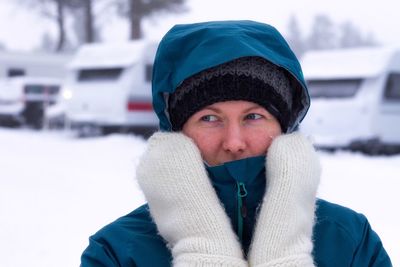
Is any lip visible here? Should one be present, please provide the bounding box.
[210,153,266,167]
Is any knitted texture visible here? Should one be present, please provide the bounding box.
[136,132,247,267]
[248,132,321,267]
[168,57,294,132]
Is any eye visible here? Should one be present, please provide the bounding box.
[245,113,263,120]
[200,115,218,122]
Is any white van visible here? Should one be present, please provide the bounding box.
[62,40,159,134]
[0,76,62,129]
[300,47,400,153]
[0,51,70,79]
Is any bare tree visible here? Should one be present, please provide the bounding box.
[307,14,338,50]
[38,32,56,52]
[339,21,379,48]
[339,21,363,48]
[285,15,306,58]
[56,0,97,45]
[16,0,68,51]
[363,32,379,47]
[73,0,95,43]
[16,0,99,51]
[305,14,379,52]
[116,0,188,39]
[51,0,65,51]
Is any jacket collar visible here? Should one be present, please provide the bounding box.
[206,155,265,184]
[206,156,266,254]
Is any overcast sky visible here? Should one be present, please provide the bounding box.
[1,0,400,51]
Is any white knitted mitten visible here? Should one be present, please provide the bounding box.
[137,132,247,267]
[248,132,321,267]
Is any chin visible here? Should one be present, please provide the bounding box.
[213,157,246,166]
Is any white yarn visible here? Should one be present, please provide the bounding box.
[137,132,247,267]
[248,132,321,267]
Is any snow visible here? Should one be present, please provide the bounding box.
[317,151,400,264]
[0,128,147,267]
[68,41,157,69]
[300,46,400,79]
[0,51,71,66]
[0,128,399,266]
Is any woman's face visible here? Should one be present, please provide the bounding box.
[182,100,282,166]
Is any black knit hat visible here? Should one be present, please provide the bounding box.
[168,56,296,132]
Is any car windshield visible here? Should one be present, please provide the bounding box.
[24,85,60,95]
[384,73,400,100]
[307,79,362,98]
[77,68,123,81]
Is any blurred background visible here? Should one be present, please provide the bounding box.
[0,0,399,266]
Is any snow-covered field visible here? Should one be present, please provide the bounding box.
[0,128,398,267]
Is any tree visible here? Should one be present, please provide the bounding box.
[47,0,97,46]
[38,32,56,52]
[76,0,95,43]
[339,21,379,48]
[305,14,379,52]
[285,15,306,58]
[16,0,68,51]
[339,21,363,48]
[363,32,379,47]
[116,0,188,39]
[307,14,338,50]
[17,0,98,51]
[68,0,98,44]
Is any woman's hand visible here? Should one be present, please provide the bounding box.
[248,132,321,267]
[137,132,247,267]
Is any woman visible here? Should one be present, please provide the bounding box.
[81,20,391,266]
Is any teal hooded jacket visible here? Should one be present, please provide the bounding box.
[81,21,392,266]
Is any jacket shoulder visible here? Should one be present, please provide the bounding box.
[81,204,171,267]
[315,198,367,240]
[313,199,392,267]
[95,204,158,239]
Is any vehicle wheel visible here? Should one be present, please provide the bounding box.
[0,117,21,128]
[380,144,400,155]
[77,124,102,137]
[130,126,157,139]
[24,103,44,129]
[100,126,120,135]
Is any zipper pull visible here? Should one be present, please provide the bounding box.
[236,182,248,242]
[238,182,248,218]
[238,182,248,197]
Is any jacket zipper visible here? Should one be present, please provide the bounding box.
[236,181,248,242]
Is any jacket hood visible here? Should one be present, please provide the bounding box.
[152,20,310,132]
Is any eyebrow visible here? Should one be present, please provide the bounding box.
[203,104,264,114]
[243,105,265,113]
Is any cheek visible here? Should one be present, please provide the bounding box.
[251,136,272,154]
[249,126,282,153]
[184,131,219,158]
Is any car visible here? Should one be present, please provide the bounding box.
[300,46,400,154]
[63,40,159,136]
[0,76,62,129]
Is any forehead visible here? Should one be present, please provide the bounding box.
[194,100,271,115]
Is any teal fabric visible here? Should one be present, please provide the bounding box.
[81,20,391,266]
[151,20,310,132]
[206,156,266,254]
[81,156,392,266]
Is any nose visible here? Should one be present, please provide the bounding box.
[222,123,246,154]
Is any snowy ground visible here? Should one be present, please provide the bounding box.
[0,128,398,267]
